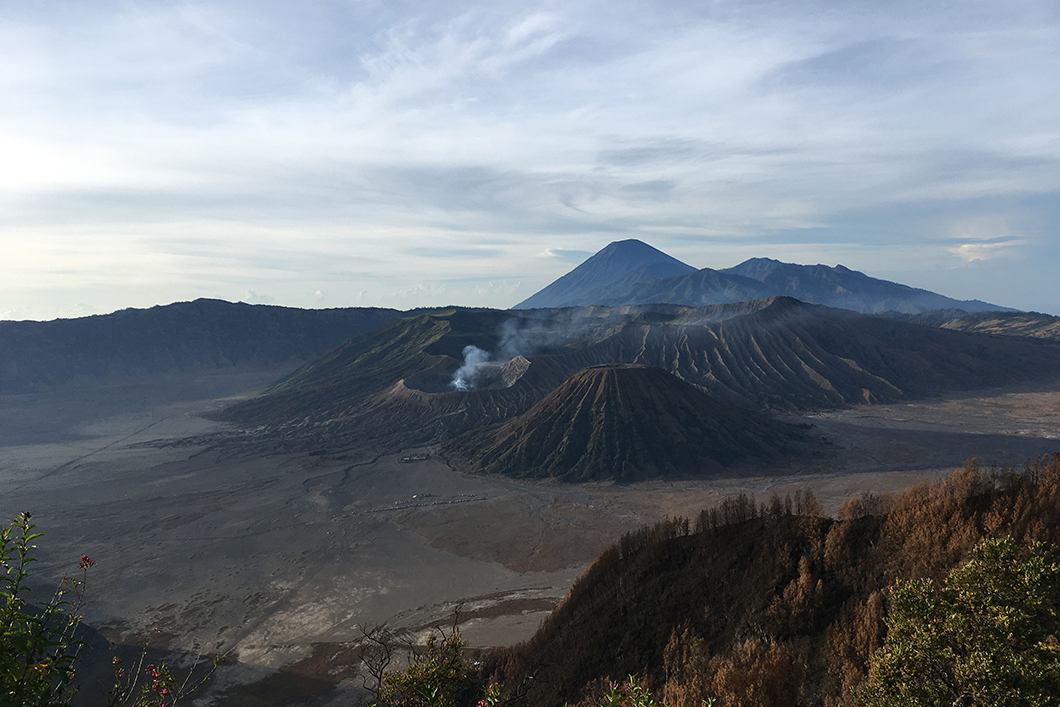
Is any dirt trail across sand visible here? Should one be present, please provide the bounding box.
[2,370,1059,705]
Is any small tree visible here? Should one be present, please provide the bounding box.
[857,536,1060,707]
[1,512,89,707]
[378,630,472,707]
[358,623,403,702]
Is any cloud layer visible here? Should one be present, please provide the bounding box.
[2,0,1059,318]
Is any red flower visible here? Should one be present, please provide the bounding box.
[146,664,156,674]
[78,555,95,569]
[116,668,125,678]
[152,680,161,692]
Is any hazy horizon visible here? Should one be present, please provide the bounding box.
[3,242,1046,322]
[3,0,1058,320]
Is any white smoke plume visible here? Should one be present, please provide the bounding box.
[495,310,596,359]
[449,311,611,391]
[451,345,491,391]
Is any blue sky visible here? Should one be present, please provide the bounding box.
[2,0,1058,319]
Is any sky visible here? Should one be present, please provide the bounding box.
[2,0,1059,320]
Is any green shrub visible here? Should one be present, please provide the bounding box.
[1,512,88,707]
[379,630,472,707]
[857,536,1060,706]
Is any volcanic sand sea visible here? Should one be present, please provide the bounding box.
[2,367,1060,705]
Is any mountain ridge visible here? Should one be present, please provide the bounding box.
[0,298,402,394]
[720,257,1011,314]
[515,240,1014,314]
[216,299,1060,457]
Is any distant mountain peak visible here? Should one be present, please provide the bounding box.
[516,241,1014,314]
[513,240,695,310]
[594,239,680,261]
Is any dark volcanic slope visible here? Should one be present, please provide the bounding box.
[444,365,810,482]
[222,308,519,421]
[219,298,1060,455]
[883,309,1060,342]
[513,239,695,309]
[0,299,400,393]
[218,305,701,430]
[546,297,1060,410]
[216,308,575,452]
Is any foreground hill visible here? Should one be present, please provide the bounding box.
[218,299,1060,459]
[444,365,813,482]
[0,299,400,394]
[486,456,1060,707]
[516,240,1012,314]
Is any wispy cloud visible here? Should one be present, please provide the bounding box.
[539,248,593,262]
[1,0,1059,317]
[945,215,1025,263]
[950,241,1022,263]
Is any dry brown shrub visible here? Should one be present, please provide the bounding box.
[767,555,824,632]
[486,454,1060,707]
[837,492,888,522]
[662,625,712,707]
[822,591,885,707]
[707,638,802,707]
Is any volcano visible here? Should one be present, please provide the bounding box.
[514,240,1012,314]
[218,299,1060,457]
[513,239,696,309]
[443,364,812,482]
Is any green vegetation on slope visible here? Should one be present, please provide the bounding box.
[857,536,1060,707]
